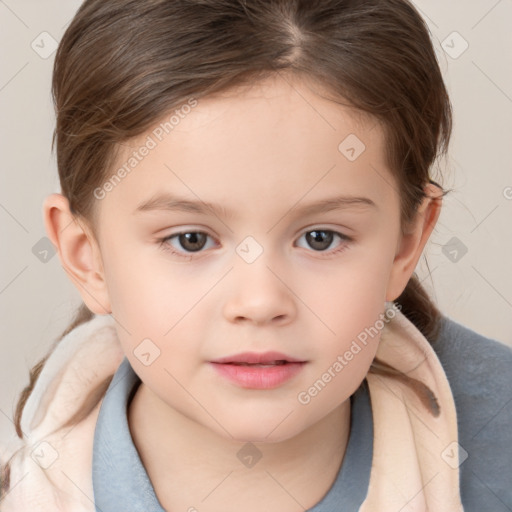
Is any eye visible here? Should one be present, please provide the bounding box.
[295,229,351,255]
[159,228,351,260]
[160,231,216,257]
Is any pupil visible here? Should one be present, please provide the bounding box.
[307,230,332,251]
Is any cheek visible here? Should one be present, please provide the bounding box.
[100,240,199,331]
[291,248,395,335]
[290,247,394,388]
[296,302,387,420]
[99,241,211,370]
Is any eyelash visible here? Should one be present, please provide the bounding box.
[158,229,352,260]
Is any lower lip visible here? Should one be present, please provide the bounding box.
[210,362,305,389]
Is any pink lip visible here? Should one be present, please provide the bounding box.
[210,351,306,389]
[211,351,304,364]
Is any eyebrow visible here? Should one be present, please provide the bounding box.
[134,192,377,219]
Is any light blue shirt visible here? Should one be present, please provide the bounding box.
[92,316,512,511]
[92,360,373,511]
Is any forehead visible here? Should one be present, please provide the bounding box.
[161,73,377,141]
[101,73,398,222]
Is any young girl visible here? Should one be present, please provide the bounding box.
[1,0,511,510]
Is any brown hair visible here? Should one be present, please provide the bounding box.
[7,0,452,474]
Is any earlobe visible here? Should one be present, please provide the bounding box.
[385,184,443,302]
[43,193,111,314]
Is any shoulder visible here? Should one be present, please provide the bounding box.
[433,315,512,393]
[432,316,512,511]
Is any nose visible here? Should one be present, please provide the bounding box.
[222,254,297,326]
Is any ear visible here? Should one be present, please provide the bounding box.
[43,193,111,314]
[385,183,442,302]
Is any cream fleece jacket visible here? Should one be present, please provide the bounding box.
[0,310,464,511]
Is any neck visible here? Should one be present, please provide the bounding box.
[128,382,351,512]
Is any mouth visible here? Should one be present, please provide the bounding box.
[209,351,306,389]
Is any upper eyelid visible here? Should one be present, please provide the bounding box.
[162,223,352,236]
[162,226,350,240]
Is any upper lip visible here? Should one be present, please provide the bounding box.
[211,351,304,364]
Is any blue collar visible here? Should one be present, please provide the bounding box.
[92,357,373,511]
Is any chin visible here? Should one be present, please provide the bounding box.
[218,416,306,445]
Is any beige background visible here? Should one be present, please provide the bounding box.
[1,0,511,450]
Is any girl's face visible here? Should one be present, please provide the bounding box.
[92,74,410,442]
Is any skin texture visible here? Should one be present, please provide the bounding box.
[44,73,442,511]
